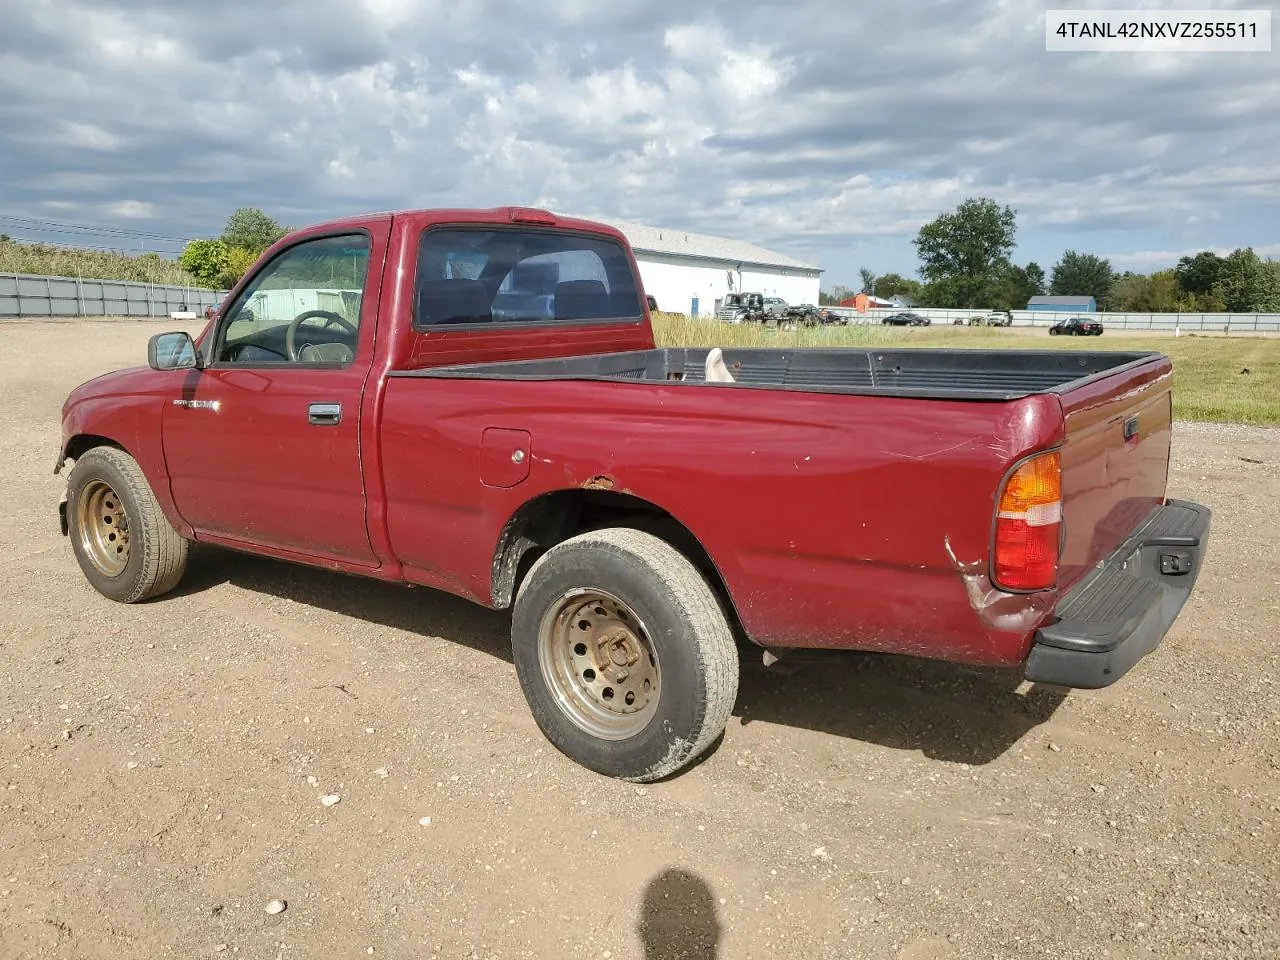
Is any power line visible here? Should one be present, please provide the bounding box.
[0,214,197,244]
[0,234,182,256]
[0,227,186,250]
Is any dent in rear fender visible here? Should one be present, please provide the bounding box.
[944,535,1055,635]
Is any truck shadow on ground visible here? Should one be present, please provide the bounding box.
[734,652,1066,765]
[173,546,1066,767]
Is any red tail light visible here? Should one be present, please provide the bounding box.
[994,451,1062,591]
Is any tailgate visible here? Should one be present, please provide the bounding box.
[1057,355,1173,590]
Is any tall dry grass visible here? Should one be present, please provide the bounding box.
[0,241,199,287]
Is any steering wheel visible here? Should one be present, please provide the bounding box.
[285,309,358,361]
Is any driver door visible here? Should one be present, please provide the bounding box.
[161,228,386,566]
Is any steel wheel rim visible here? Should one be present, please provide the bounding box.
[76,479,130,577]
[537,589,662,741]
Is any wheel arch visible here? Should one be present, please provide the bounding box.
[490,488,747,638]
[61,432,126,466]
[57,434,127,535]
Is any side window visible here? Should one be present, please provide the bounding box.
[215,234,371,365]
[414,228,642,327]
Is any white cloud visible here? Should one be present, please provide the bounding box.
[104,200,156,219]
[0,0,1275,279]
[1106,243,1280,271]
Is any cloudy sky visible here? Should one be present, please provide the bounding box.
[1,0,1277,286]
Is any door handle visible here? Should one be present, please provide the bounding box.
[308,402,342,426]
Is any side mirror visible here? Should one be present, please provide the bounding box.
[148,331,201,371]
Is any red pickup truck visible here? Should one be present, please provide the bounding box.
[55,207,1211,781]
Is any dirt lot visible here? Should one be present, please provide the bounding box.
[2,319,1277,960]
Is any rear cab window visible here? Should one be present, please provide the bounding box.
[413,227,643,329]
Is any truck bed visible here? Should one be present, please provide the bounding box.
[400,347,1161,400]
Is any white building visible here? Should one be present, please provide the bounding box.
[575,214,823,317]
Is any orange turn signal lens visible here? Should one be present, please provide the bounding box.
[998,451,1062,516]
[994,451,1062,591]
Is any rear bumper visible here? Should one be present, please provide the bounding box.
[1024,499,1211,689]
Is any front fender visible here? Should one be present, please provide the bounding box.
[57,379,194,539]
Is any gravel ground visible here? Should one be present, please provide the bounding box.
[1,320,1277,960]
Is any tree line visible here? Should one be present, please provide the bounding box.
[178,208,291,289]
[822,197,1280,314]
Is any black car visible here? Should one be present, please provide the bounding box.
[881,312,931,326]
[1049,316,1104,336]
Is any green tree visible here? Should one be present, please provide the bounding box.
[917,276,989,309]
[872,273,922,301]
[913,198,1017,308]
[1214,248,1280,312]
[1050,251,1113,308]
[1174,251,1223,295]
[178,238,231,288]
[215,247,260,290]
[1192,290,1226,312]
[991,262,1046,311]
[1108,272,1150,312]
[221,208,289,253]
[1125,269,1189,312]
[858,268,876,294]
[1025,262,1046,297]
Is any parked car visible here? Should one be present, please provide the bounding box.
[882,312,931,326]
[717,292,765,324]
[782,303,820,322]
[967,311,1012,327]
[762,297,788,318]
[1050,316,1104,336]
[55,206,1210,782]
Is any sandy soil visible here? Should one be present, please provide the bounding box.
[1,319,1276,960]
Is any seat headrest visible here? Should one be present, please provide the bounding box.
[555,279,611,321]
[417,278,492,325]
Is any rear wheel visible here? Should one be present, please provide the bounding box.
[511,528,739,781]
[66,447,189,603]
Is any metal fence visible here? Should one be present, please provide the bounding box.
[822,304,1280,333]
[0,272,226,318]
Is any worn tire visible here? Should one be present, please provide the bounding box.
[511,528,739,782]
[66,446,189,603]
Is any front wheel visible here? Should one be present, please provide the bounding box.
[511,528,739,782]
[66,447,189,603]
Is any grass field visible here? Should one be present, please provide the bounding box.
[652,313,1280,426]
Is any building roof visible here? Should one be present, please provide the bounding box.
[563,213,822,274]
[1028,295,1095,305]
